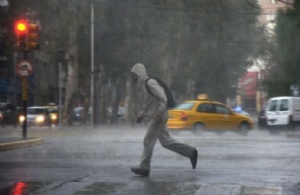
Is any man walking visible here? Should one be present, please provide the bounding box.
[130,63,198,176]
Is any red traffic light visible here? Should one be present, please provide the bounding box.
[15,20,28,34]
[14,20,29,51]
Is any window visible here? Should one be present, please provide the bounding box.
[268,100,277,111]
[175,102,195,110]
[197,103,215,113]
[27,108,46,115]
[279,99,289,111]
[216,104,230,114]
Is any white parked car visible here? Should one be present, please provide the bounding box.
[19,106,51,127]
[266,96,300,131]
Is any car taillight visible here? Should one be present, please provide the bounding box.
[180,112,188,121]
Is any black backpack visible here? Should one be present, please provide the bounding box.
[145,76,176,108]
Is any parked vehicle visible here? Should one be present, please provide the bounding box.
[0,103,18,127]
[72,106,84,124]
[265,96,300,133]
[107,106,125,122]
[167,94,254,135]
[19,106,51,127]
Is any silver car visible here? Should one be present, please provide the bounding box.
[19,106,51,127]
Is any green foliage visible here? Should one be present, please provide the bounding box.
[95,0,263,102]
[8,0,264,103]
[265,0,300,97]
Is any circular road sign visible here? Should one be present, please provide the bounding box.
[16,59,34,78]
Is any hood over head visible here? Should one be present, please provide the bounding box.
[131,63,148,82]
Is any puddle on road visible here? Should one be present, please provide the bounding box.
[118,182,201,195]
[74,182,201,195]
[73,182,127,195]
[0,182,51,195]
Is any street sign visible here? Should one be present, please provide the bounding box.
[16,59,34,78]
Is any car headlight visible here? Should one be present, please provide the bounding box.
[51,114,57,120]
[36,115,45,123]
[19,115,25,123]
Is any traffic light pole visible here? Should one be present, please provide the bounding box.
[22,51,28,138]
[15,19,38,138]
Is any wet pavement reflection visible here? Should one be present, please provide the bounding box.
[1,182,201,195]
[74,182,126,195]
[0,182,51,195]
[0,126,299,195]
[0,181,286,195]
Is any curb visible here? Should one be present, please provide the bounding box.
[0,137,44,151]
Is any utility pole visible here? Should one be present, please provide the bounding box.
[56,48,66,129]
[58,62,63,129]
[90,2,95,127]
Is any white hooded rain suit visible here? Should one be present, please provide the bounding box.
[131,63,196,171]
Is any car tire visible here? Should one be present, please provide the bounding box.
[238,122,249,135]
[193,123,204,135]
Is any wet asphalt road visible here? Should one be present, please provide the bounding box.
[0,124,300,195]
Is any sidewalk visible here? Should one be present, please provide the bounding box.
[0,136,43,151]
[0,123,141,151]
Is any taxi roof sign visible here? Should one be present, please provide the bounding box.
[196,94,208,100]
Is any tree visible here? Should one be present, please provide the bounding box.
[9,0,91,125]
[265,0,300,97]
[6,0,265,124]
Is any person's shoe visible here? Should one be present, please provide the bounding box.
[131,166,150,176]
[190,149,198,169]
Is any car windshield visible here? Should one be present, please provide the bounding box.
[174,102,195,110]
[267,100,278,111]
[27,108,45,115]
[47,109,57,113]
[74,107,83,114]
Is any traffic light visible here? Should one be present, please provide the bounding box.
[14,20,28,51]
[27,23,39,50]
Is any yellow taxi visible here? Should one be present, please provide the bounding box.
[167,94,254,135]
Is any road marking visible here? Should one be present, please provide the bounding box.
[241,186,282,195]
